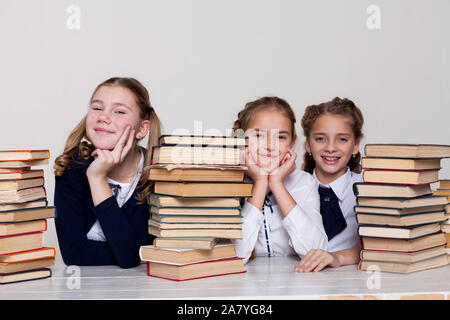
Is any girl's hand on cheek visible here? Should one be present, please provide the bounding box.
[87,125,134,179]
[269,148,297,186]
[245,148,269,183]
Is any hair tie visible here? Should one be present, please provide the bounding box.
[148,106,154,114]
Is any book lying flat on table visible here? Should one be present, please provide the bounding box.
[440,180,450,189]
[360,232,446,252]
[152,146,243,166]
[354,205,446,216]
[0,257,55,274]
[0,247,56,263]
[0,187,47,204]
[0,219,47,236]
[148,219,242,230]
[364,144,450,159]
[361,157,441,170]
[353,183,432,198]
[0,159,49,168]
[0,170,44,181]
[148,164,246,182]
[363,169,439,185]
[0,232,44,255]
[153,237,218,250]
[360,245,447,263]
[356,195,448,209]
[0,206,54,223]
[149,226,242,239]
[0,177,44,191]
[146,257,245,281]
[154,181,253,198]
[0,268,51,285]
[358,222,441,239]
[140,243,237,265]
[434,189,450,201]
[148,193,241,208]
[358,254,448,274]
[159,135,246,147]
[150,206,241,216]
[356,211,446,227]
[151,213,242,224]
[0,150,50,162]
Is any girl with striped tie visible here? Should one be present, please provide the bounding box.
[232,97,327,265]
[54,77,162,268]
[295,97,365,272]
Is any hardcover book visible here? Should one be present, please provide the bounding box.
[364,144,450,159]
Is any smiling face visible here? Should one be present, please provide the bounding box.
[246,107,296,171]
[305,113,360,184]
[85,85,146,150]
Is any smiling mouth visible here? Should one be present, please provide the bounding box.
[322,156,340,163]
[95,128,114,134]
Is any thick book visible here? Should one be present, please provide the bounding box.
[0,206,54,223]
[0,159,49,168]
[362,169,439,185]
[0,232,44,255]
[433,189,450,201]
[0,267,51,285]
[148,219,242,230]
[356,211,446,227]
[358,254,448,274]
[0,257,55,274]
[0,247,56,263]
[150,206,241,216]
[154,181,253,198]
[0,169,44,181]
[153,237,218,250]
[0,199,47,212]
[149,225,242,239]
[354,204,446,216]
[0,219,47,236]
[148,165,246,182]
[358,222,441,239]
[146,257,245,281]
[356,195,448,209]
[364,144,450,159]
[361,157,441,170]
[0,177,44,191]
[440,180,450,189]
[159,135,246,147]
[152,146,243,166]
[148,193,241,208]
[0,186,47,204]
[0,150,50,162]
[360,245,447,263]
[360,232,446,252]
[140,243,237,264]
[353,183,432,198]
[151,213,242,224]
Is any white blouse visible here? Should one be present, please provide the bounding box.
[312,167,363,252]
[233,169,328,264]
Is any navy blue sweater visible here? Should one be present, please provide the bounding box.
[54,150,153,268]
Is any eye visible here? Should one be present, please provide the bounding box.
[315,136,324,142]
[90,105,102,111]
[278,135,287,140]
[338,137,349,142]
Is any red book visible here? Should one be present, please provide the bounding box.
[0,232,44,255]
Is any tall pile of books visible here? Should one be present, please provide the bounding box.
[0,150,55,284]
[139,135,251,281]
[356,144,450,274]
[433,179,450,262]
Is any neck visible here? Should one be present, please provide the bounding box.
[315,167,348,186]
[108,147,141,183]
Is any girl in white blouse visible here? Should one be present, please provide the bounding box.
[232,97,328,264]
[295,97,365,272]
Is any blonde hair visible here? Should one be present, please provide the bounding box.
[54,77,162,204]
[301,97,364,174]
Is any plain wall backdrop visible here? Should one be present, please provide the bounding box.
[1,0,449,262]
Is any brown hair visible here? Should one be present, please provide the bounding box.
[54,77,162,204]
[301,97,364,174]
[232,96,297,138]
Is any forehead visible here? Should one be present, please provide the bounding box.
[311,113,354,135]
[247,108,292,133]
[91,85,137,107]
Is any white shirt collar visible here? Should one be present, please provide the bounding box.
[312,167,352,202]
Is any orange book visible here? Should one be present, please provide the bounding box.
[0,220,47,237]
[0,247,56,263]
[0,150,50,162]
[0,169,44,181]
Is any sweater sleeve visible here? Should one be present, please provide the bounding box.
[54,164,150,268]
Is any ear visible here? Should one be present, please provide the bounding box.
[290,134,297,149]
[304,139,311,154]
[136,120,151,140]
[353,139,361,156]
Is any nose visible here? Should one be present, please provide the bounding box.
[324,139,337,153]
[265,131,279,152]
[97,109,111,124]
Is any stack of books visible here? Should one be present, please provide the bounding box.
[0,150,55,284]
[356,144,450,274]
[433,179,450,262]
[140,135,251,281]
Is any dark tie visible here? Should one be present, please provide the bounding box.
[318,186,347,241]
[108,183,121,198]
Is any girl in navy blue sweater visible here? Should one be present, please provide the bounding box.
[53,77,162,268]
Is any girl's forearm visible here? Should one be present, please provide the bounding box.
[247,178,269,211]
[269,181,296,217]
[87,175,113,206]
[331,247,361,267]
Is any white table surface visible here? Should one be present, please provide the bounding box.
[2,256,450,300]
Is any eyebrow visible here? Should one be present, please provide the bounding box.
[90,100,131,110]
[313,132,352,136]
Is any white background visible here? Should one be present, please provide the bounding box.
[0,0,449,257]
